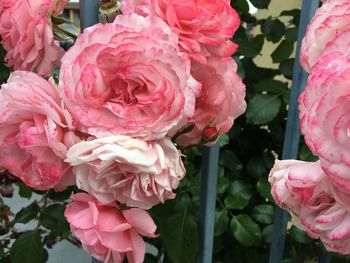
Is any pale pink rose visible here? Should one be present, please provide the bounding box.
[300,0,350,73]
[64,193,157,263]
[0,0,68,76]
[299,51,350,193]
[121,0,240,63]
[65,136,185,209]
[0,71,80,190]
[269,159,350,254]
[175,57,246,147]
[59,14,201,140]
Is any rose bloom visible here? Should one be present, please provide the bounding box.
[0,0,68,76]
[64,193,157,263]
[66,136,185,209]
[299,50,350,193]
[0,71,80,190]
[175,57,246,147]
[269,159,350,254]
[121,0,240,63]
[59,14,200,140]
[300,0,350,73]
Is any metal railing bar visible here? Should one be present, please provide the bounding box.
[196,144,220,263]
[79,0,99,32]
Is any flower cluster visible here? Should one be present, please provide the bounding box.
[269,0,350,255]
[0,1,245,262]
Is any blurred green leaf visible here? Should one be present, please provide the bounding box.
[231,215,261,246]
[246,94,282,125]
[249,0,270,9]
[289,226,313,244]
[18,183,33,199]
[261,18,285,43]
[215,210,229,236]
[161,208,198,263]
[257,178,273,201]
[251,204,275,224]
[279,59,295,78]
[40,204,69,233]
[271,40,294,63]
[14,203,40,224]
[10,231,43,263]
[254,79,289,94]
[237,35,265,58]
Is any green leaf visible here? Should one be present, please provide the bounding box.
[271,40,294,63]
[215,210,229,236]
[229,180,253,201]
[219,134,230,147]
[40,204,69,233]
[289,226,313,244]
[217,176,230,195]
[251,205,275,224]
[279,59,295,78]
[231,215,261,246]
[14,203,40,224]
[254,79,289,94]
[261,225,274,243]
[10,231,43,263]
[249,0,270,9]
[161,208,198,263]
[285,27,298,42]
[299,144,318,162]
[18,183,33,199]
[246,94,282,125]
[224,195,249,210]
[236,35,265,58]
[48,187,75,201]
[220,150,242,172]
[261,18,285,43]
[247,156,267,178]
[257,178,273,201]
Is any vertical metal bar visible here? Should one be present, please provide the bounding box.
[79,0,99,32]
[196,143,220,263]
[269,1,320,263]
[78,1,101,263]
[319,249,331,263]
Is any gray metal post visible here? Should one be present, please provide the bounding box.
[196,143,220,263]
[79,0,99,31]
[268,1,320,263]
[78,1,101,263]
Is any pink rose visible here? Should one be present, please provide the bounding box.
[269,160,350,254]
[175,57,246,146]
[0,0,68,76]
[64,193,157,263]
[299,50,350,193]
[300,0,350,73]
[66,136,185,209]
[59,14,201,140]
[0,71,80,190]
[121,0,240,63]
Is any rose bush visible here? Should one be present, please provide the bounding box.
[121,0,240,63]
[0,71,79,190]
[59,14,200,140]
[0,0,68,76]
[175,56,246,146]
[66,136,185,209]
[269,159,350,254]
[300,0,350,73]
[65,193,157,263]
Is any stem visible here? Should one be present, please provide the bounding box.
[36,192,48,230]
[216,197,235,218]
